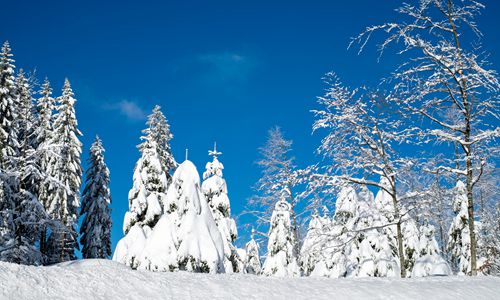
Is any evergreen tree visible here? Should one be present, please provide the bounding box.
[245,228,262,275]
[418,224,440,257]
[35,78,55,258]
[123,137,167,234]
[201,143,243,273]
[448,181,476,274]
[0,41,18,166]
[354,185,400,277]
[0,171,18,263]
[80,136,112,259]
[138,105,176,183]
[45,79,83,264]
[0,41,19,263]
[262,197,300,277]
[14,70,35,149]
[12,70,45,265]
[300,210,327,276]
[373,177,418,276]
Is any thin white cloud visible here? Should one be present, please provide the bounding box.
[197,52,257,82]
[104,100,147,121]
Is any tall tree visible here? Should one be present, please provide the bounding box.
[0,41,19,263]
[311,73,412,277]
[12,70,45,265]
[35,78,56,257]
[80,136,112,259]
[123,137,167,234]
[249,127,301,256]
[0,41,18,167]
[138,105,176,183]
[45,79,83,264]
[201,143,243,273]
[353,0,500,275]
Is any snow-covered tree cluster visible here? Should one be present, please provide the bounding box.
[113,121,246,274]
[0,41,112,265]
[245,0,498,279]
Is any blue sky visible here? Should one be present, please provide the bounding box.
[3,0,500,250]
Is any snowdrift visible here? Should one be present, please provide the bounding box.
[0,259,499,300]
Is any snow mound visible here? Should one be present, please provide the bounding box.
[1,260,499,300]
[412,254,452,277]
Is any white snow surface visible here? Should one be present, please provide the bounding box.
[0,259,499,300]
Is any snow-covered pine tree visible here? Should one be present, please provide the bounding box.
[411,223,451,277]
[0,171,17,263]
[448,181,474,275]
[262,197,300,277]
[34,77,56,257]
[115,160,225,274]
[167,160,225,273]
[0,41,18,166]
[201,143,243,273]
[80,136,112,259]
[354,185,400,278]
[328,185,360,278]
[0,41,20,263]
[300,210,326,276]
[45,79,83,264]
[122,135,167,234]
[245,228,262,275]
[138,105,176,184]
[10,69,46,265]
[373,176,422,276]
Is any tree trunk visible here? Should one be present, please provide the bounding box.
[447,0,478,275]
[465,145,478,275]
[384,174,407,277]
[288,191,300,258]
[391,190,406,278]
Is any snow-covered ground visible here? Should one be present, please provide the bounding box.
[0,259,499,300]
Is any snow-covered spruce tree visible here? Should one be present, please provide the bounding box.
[9,69,47,265]
[447,180,481,275]
[353,0,500,275]
[80,136,112,259]
[374,178,421,276]
[245,228,262,275]
[0,41,20,264]
[262,197,300,277]
[355,185,400,278]
[172,160,225,273]
[201,143,243,273]
[0,41,18,167]
[165,160,225,273]
[45,79,83,264]
[34,78,56,257]
[0,171,17,263]
[115,160,225,273]
[122,137,167,235]
[411,223,451,277]
[249,127,301,256]
[312,74,412,277]
[300,210,326,276]
[329,185,360,278]
[138,105,176,184]
[302,186,361,278]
